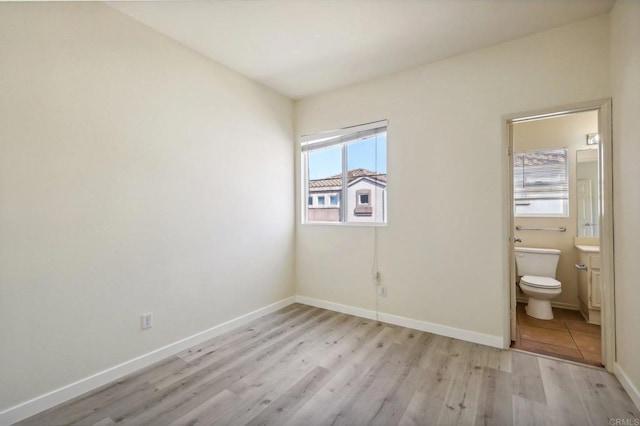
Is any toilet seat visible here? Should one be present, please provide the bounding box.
[521,275,561,289]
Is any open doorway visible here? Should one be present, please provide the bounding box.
[504,100,614,370]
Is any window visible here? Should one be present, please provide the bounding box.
[308,196,313,206]
[358,192,370,205]
[514,148,568,217]
[354,189,372,216]
[302,120,387,224]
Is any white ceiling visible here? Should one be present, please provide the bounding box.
[108,0,614,100]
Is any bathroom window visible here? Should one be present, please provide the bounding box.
[301,120,387,224]
[514,148,568,217]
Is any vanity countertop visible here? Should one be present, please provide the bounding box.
[575,245,600,253]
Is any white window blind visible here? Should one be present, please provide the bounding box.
[301,120,387,152]
[514,148,568,216]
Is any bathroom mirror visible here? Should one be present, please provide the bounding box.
[576,148,599,237]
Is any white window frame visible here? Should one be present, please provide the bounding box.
[301,120,388,226]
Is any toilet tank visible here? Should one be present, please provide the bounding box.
[514,247,561,278]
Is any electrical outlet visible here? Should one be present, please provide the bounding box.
[379,286,388,298]
[142,312,153,330]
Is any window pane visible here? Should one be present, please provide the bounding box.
[330,195,339,206]
[307,145,342,222]
[515,199,567,216]
[308,145,342,180]
[347,134,387,222]
[514,149,568,216]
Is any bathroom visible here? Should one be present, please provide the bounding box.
[510,108,603,366]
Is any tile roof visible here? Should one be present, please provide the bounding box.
[309,168,387,188]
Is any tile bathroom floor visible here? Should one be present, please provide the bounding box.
[512,302,602,367]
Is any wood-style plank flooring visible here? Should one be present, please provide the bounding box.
[17,304,639,426]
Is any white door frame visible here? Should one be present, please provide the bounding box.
[502,99,615,372]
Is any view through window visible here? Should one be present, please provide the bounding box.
[302,121,387,224]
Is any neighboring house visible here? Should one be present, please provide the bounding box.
[308,168,387,222]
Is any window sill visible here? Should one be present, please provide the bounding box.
[515,215,569,218]
[301,221,388,228]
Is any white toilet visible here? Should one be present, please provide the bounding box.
[514,247,562,320]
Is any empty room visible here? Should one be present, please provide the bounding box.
[1,1,639,425]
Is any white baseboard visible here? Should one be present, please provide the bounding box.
[516,296,580,311]
[295,295,503,349]
[550,301,580,311]
[614,362,640,411]
[0,296,296,426]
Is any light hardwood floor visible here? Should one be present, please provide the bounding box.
[17,304,638,425]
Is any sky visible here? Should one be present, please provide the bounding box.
[308,134,387,180]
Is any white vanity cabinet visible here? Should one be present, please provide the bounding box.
[576,245,601,325]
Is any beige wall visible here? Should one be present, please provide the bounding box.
[611,0,640,403]
[295,16,610,341]
[513,111,599,309]
[0,3,294,411]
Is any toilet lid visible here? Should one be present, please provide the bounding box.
[520,275,561,289]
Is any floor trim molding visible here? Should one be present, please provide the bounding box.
[614,362,640,411]
[0,296,297,426]
[516,296,580,311]
[295,295,503,349]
